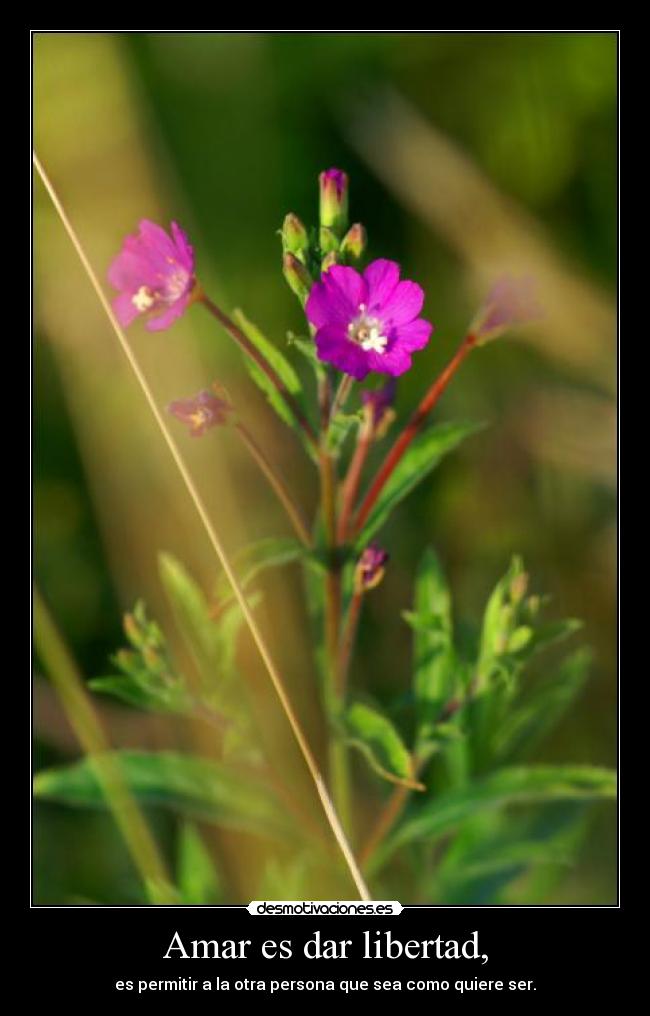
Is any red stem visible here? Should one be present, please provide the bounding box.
[353,333,476,536]
[337,426,372,544]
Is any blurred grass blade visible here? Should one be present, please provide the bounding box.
[33,588,177,904]
[34,750,293,840]
[176,823,224,905]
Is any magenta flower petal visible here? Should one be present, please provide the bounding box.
[146,293,190,332]
[380,280,425,327]
[364,259,400,310]
[315,324,371,381]
[393,318,433,352]
[168,389,231,437]
[306,258,433,380]
[355,542,390,592]
[113,291,142,328]
[108,219,196,332]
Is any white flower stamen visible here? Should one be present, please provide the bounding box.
[348,308,388,355]
[132,286,155,312]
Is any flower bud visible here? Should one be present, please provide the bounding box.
[471,275,541,345]
[282,252,313,303]
[319,167,349,236]
[355,543,389,593]
[510,571,529,604]
[321,251,339,272]
[340,222,367,261]
[319,225,339,256]
[361,379,397,439]
[281,213,309,258]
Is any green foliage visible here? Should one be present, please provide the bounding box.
[355,421,482,546]
[232,308,316,455]
[176,823,224,905]
[214,536,307,602]
[34,750,293,841]
[88,600,192,715]
[374,765,616,872]
[344,701,421,789]
[405,548,459,746]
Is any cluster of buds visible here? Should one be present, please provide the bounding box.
[281,168,367,304]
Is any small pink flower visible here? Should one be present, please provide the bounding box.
[472,275,541,343]
[361,379,397,438]
[355,543,390,592]
[167,390,231,437]
[306,259,433,381]
[108,220,196,332]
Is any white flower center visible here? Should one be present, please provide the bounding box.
[348,305,388,354]
[132,286,155,312]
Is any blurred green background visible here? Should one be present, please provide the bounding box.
[34,32,616,904]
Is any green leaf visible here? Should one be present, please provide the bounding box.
[214,536,307,602]
[176,823,223,905]
[34,751,292,841]
[356,420,481,546]
[478,555,525,673]
[287,332,326,382]
[374,765,616,870]
[410,548,456,734]
[344,702,422,789]
[232,310,314,446]
[495,649,592,762]
[88,675,189,714]
[159,553,225,693]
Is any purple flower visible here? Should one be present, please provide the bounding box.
[167,390,230,437]
[108,220,196,332]
[306,259,433,381]
[473,275,541,343]
[355,543,390,592]
[362,378,397,422]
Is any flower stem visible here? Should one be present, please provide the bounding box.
[329,374,354,425]
[199,293,318,451]
[358,784,411,869]
[337,426,372,544]
[235,421,312,547]
[337,589,364,699]
[33,587,177,904]
[353,333,477,536]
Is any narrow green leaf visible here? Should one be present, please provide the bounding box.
[356,420,481,546]
[159,553,223,692]
[88,675,189,714]
[375,765,616,869]
[214,536,307,601]
[495,649,592,762]
[176,823,223,905]
[344,702,422,789]
[410,548,456,735]
[232,309,314,446]
[34,750,292,841]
